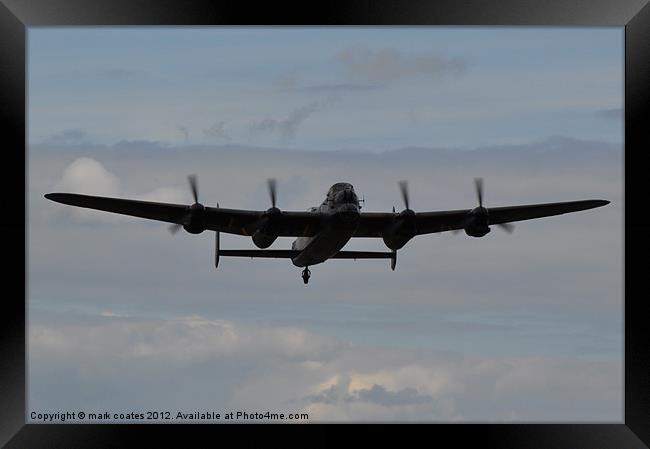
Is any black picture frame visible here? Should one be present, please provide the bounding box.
[1,0,648,446]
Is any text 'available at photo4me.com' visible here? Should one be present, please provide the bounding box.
[30,410,310,423]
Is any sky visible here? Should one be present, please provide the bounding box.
[28,27,623,150]
[27,27,623,422]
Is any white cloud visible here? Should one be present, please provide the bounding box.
[49,157,188,223]
[135,186,188,204]
[28,315,621,421]
[55,157,121,197]
[30,315,343,366]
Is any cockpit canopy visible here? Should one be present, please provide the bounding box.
[328,182,354,194]
[328,183,357,204]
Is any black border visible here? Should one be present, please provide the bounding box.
[1,0,648,446]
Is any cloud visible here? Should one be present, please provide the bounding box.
[272,48,465,97]
[48,129,87,144]
[30,315,343,366]
[307,381,433,407]
[54,157,121,197]
[49,157,187,223]
[595,108,623,120]
[29,314,621,421]
[135,186,188,204]
[249,99,334,139]
[337,48,466,84]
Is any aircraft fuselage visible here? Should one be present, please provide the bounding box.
[291,182,360,267]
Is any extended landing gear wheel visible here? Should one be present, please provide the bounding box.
[302,267,311,284]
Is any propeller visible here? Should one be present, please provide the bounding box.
[268,178,277,208]
[189,174,199,204]
[452,178,515,235]
[474,177,483,208]
[477,178,514,233]
[496,222,515,233]
[251,178,282,248]
[263,178,281,222]
[169,174,205,235]
[169,223,183,234]
[384,181,416,250]
[398,180,411,210]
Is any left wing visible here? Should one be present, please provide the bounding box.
[355,199,609,237]
[44,193,321,237]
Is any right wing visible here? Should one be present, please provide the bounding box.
[44,193,322,237]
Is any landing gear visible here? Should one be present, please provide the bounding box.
[301,267,311,284]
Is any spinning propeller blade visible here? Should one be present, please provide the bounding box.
[268,178,277,208]
[188,174,199,204]
[169,174,204,235]
[450,178,516,235]
[169,223,183,235]
[474,177,483,208]
[398,180,410,210]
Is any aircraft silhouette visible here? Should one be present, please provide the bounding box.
[45,177,609,284]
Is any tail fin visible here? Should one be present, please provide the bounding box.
[215,231,220,269]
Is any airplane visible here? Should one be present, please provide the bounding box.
[44,176,609,284]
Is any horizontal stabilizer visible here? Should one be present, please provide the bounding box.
[220,249,299,258]
[219,249,394,259]
[332,251,394,259]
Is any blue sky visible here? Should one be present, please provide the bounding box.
[27,27,623,422]
[29,27,623,150]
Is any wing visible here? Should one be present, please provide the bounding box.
[416,199,610,234]
[213,209,320,236]
[44,193,321,237]
[355,200,609,236]
[484,200,610,226]
[354,212,396,237]
[355,210,469,236]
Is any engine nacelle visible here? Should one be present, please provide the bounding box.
[463,207,490,237]
[382,233,412,251]
[382,210,416,250]
[183,223,205,234]
[252,230,278,248]
[183,203,206,234]
[464,224,490,237]
[252,207,281,248]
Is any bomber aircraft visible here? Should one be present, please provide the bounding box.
[45,177,609,284]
